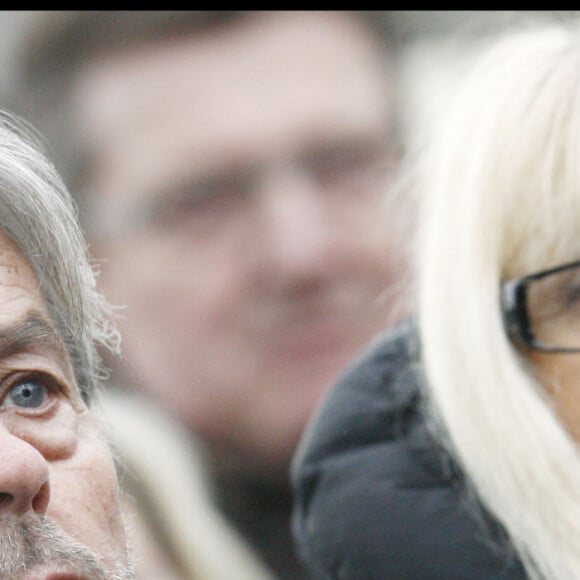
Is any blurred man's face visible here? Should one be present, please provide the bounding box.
[0,231,133,578]
[73,11,401,477]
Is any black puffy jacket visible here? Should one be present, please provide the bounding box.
[291,319,528,579]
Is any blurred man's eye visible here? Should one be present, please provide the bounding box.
[144,172,253,231]
[305,139,392,191]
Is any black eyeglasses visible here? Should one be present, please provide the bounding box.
[501,259,580,353]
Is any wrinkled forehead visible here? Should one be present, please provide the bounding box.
[0,229,77,382]
[0,229,41,299]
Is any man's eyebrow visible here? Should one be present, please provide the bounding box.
[0,310,68,365]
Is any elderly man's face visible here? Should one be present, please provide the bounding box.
[0,231,132,578]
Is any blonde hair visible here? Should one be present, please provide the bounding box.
[413,18,580,580]
[98,390,276,580]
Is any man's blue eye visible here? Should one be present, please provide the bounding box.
[5,381,48,408]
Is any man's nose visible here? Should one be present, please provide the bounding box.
[0,426,50,516]
[259,167,339,278]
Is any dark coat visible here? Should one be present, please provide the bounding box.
[291,319,528,579]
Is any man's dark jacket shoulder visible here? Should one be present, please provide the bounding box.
[291,319,527,579]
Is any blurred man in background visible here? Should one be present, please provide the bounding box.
[13,11,406,578]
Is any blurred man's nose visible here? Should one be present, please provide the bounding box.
[0,426,50,516]
[258,166,339,279]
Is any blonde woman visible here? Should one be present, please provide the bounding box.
[292,16,580,580]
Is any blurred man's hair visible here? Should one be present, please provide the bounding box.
[12,11,400,223]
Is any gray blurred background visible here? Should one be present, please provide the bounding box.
[0,10,575,153]
[0,11,574,100]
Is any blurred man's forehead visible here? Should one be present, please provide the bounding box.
[72,11,395,210]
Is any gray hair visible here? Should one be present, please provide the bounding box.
[0,111,119,400]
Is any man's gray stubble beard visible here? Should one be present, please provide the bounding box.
[0,513,135,579]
